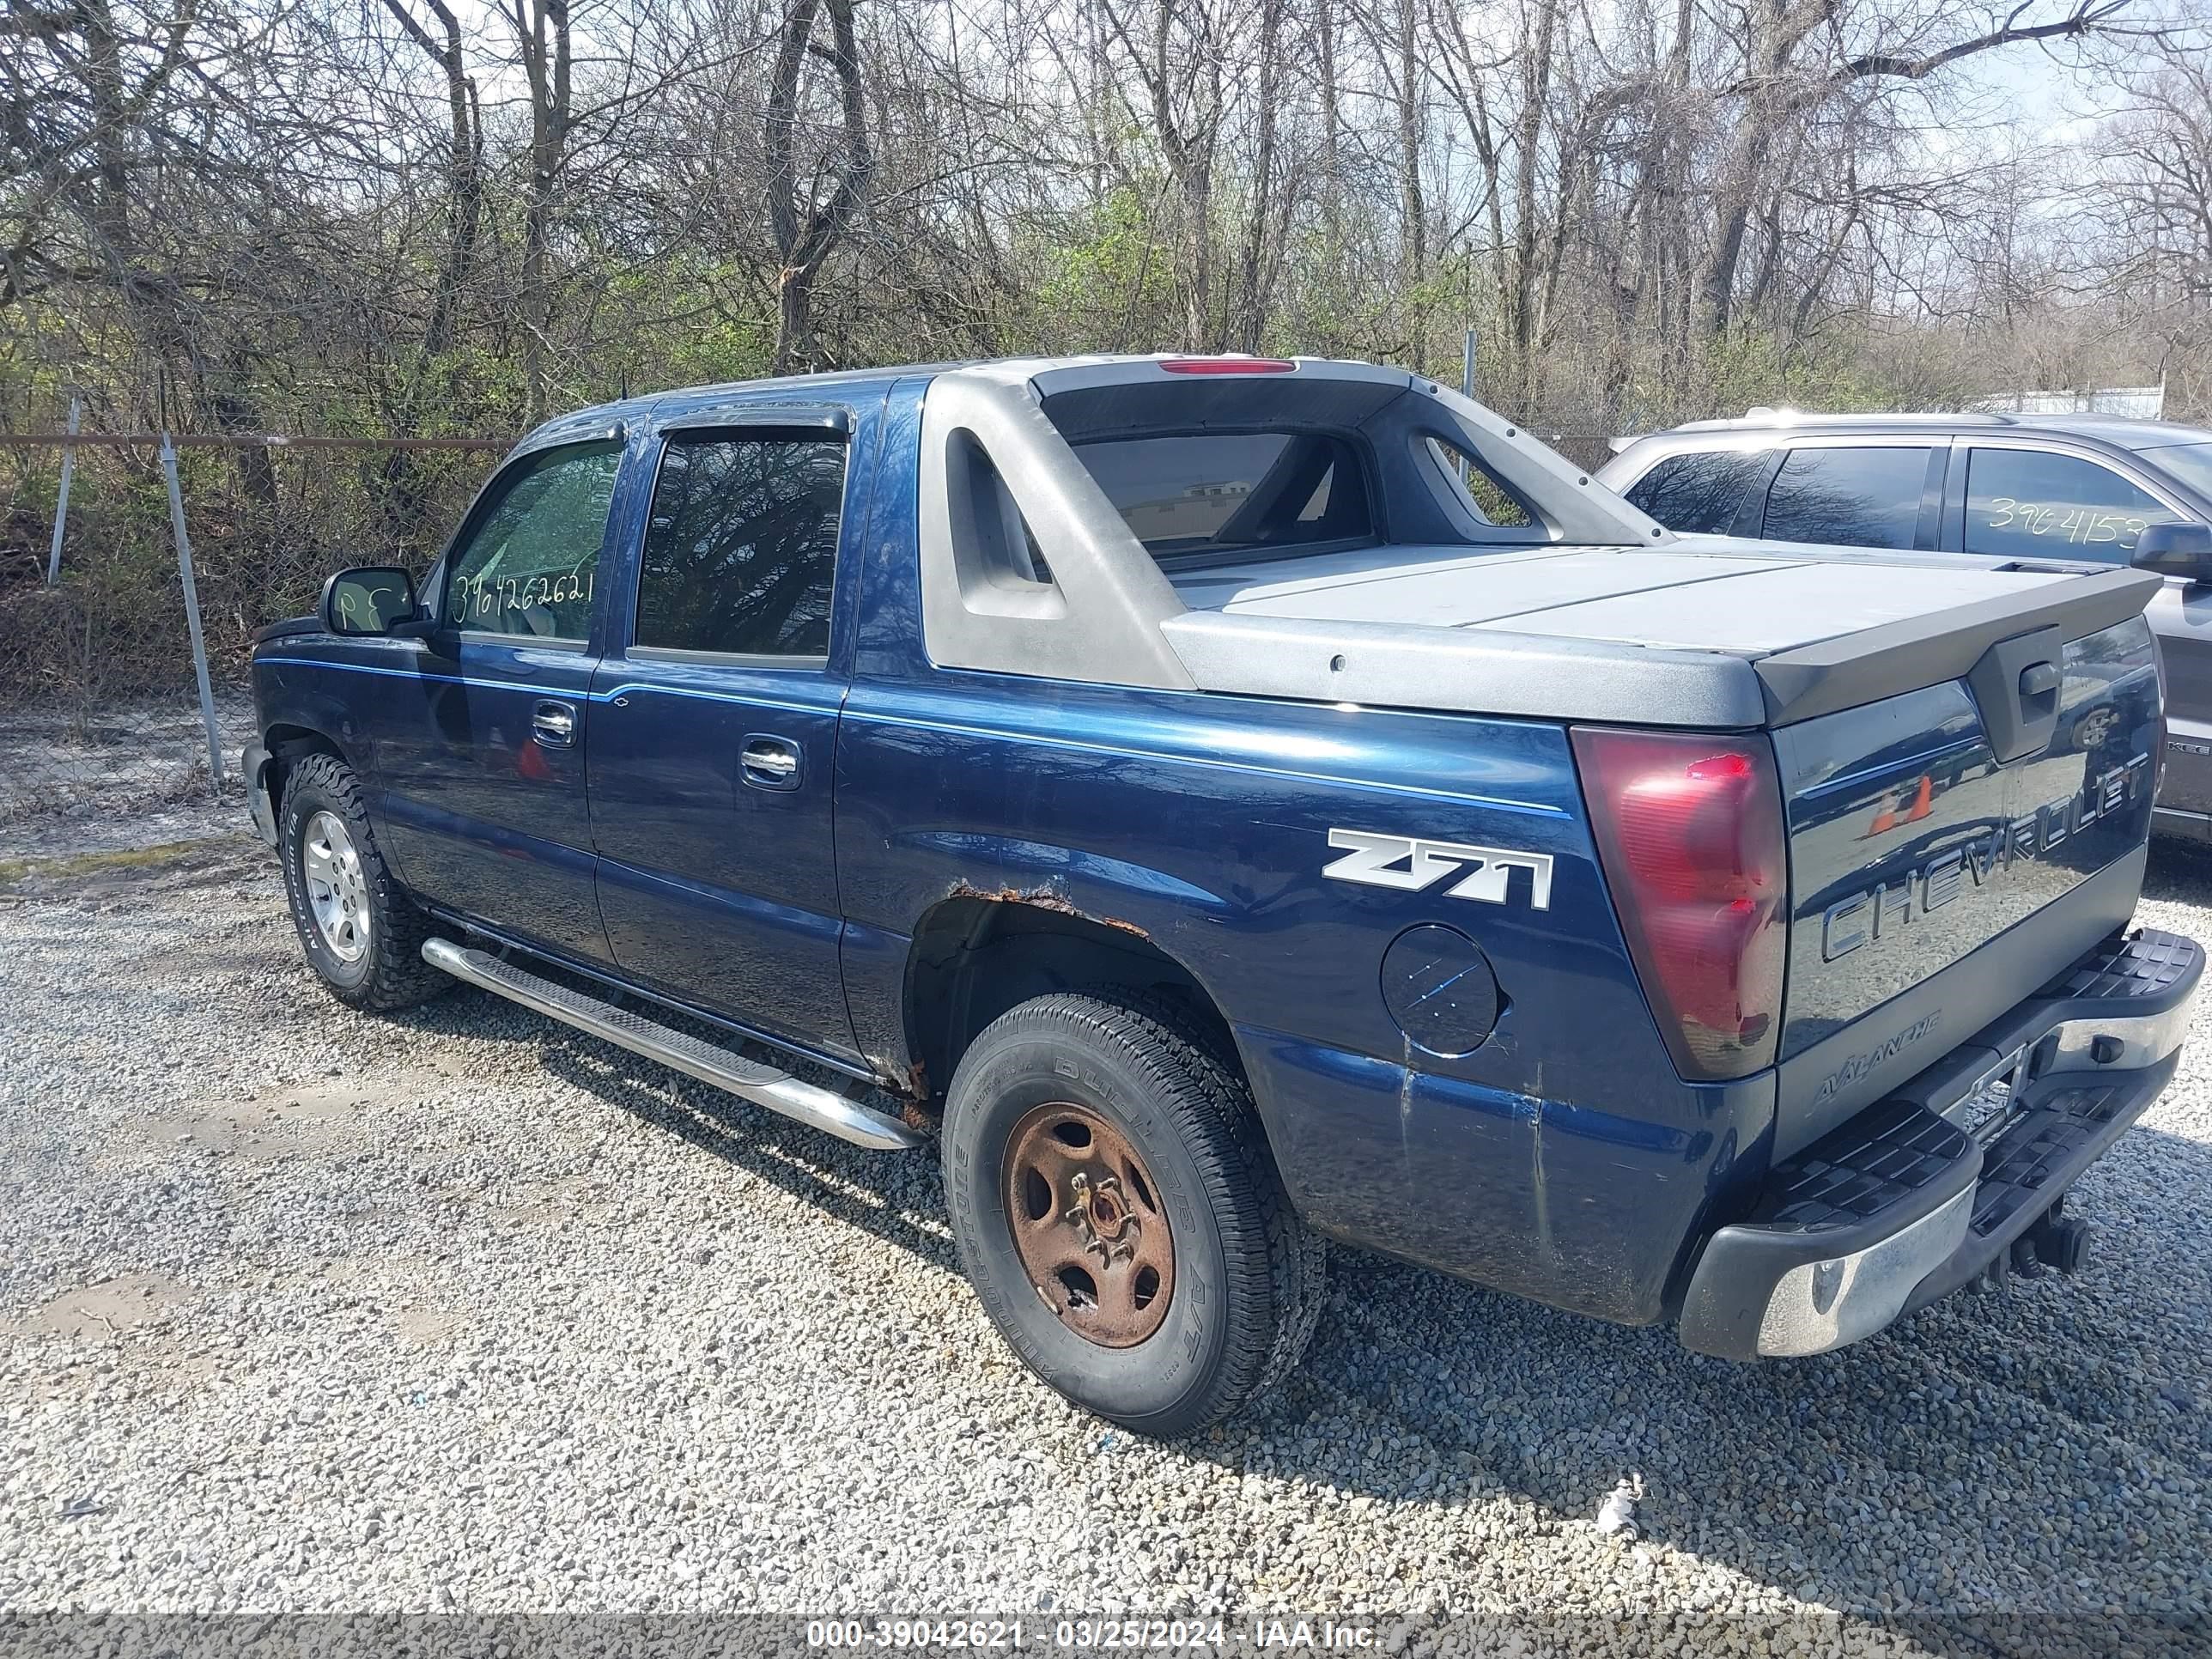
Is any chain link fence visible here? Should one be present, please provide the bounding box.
[1,434,500,840]
[1523,423,1620,474]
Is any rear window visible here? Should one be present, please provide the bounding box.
[636,433,846,657]
[1072,432,1370,557]
[1762,447,1931,549]
[1623,449,1771,535]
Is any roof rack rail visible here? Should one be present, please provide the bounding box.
[1734,407,2018,427]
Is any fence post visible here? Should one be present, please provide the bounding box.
[159,432,226,797]
[45,395,81,586]
[1458,329,1479,485]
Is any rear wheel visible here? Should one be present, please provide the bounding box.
[942,992,1323,1436]
[277,752,447,1012]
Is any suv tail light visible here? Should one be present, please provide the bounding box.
[1158,356,1296,374]
[1571,727,1788,1080]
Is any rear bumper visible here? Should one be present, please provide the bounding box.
[2154,715,2212,834]
[1678,927,2200,1359]
[2153,804,2212,845]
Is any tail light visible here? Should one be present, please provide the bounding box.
[1571,727,1789,1080]
[1158,356,1296,374]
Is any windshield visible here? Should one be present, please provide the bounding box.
[2148,441,2212,504]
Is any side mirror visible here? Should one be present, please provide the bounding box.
[321,566,420,636]
[2131,522,2212,584]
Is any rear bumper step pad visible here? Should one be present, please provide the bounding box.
[1678,927,2201,1359]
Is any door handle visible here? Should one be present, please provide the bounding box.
[740,734,802,791]
[532,700,578,748]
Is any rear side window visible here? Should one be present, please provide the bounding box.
[1761,447,1930,549]
[1623,450,1771,535]
[1963,447,2179,561]
[636,433,847,658]
[1072,432,1370,557]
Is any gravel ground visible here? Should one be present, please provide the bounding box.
[3,828,2211,1657]
[0,696,252,856]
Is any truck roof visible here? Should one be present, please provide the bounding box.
[516,356,1444,459]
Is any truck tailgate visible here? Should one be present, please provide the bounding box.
[1769,613,2163,1156]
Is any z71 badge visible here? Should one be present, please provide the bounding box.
[1322,829,1554,910]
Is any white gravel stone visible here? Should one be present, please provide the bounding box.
[3,830,2209,1657]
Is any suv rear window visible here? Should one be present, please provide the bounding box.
[1072,432,1370,557]
[1623,450,1770,535]
[1762,447,1931,549]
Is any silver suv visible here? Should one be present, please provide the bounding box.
[1599,411,2212,842]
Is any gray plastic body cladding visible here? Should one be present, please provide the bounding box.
[1966,626,2065,763]
[911,356,1675,694]
[915,370,1195,690]
[1170,544,1802,623]
[1163,556,2156,726]
[1159,611,1768,727]
[901,358,2161,732]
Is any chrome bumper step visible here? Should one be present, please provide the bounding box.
[1678,927,2200,1360]
[419,938,926,1152]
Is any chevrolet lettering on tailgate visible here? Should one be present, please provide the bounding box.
[1821,753,2154,963]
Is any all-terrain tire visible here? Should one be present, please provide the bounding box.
[942,991,1325,1437]
[277,751,447,1012]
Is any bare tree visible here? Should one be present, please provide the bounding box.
[766,0,874,372]
[380,0,483,377]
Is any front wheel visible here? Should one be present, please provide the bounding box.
[941,993,1324,1437]
[277,751,447,1012]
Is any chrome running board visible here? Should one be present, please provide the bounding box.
[420,938,926,1152]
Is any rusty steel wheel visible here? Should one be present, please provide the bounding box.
[1004,1101,1176,1347]
[944,992,1325,1434]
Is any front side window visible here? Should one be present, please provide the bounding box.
[1072,431,1370,558]
[1624,449,1771,535]
[446,442,621,641]
[1964,447,2180,560]
[1762,447,1930,550]
[2145,441,2212,502]
[636,433,847,658]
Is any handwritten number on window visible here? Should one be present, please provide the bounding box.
[1977,498,2147,552]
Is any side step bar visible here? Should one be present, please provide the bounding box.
[420,938,926,1152]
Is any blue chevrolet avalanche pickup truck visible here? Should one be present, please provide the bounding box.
[245,354,2202,1435]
